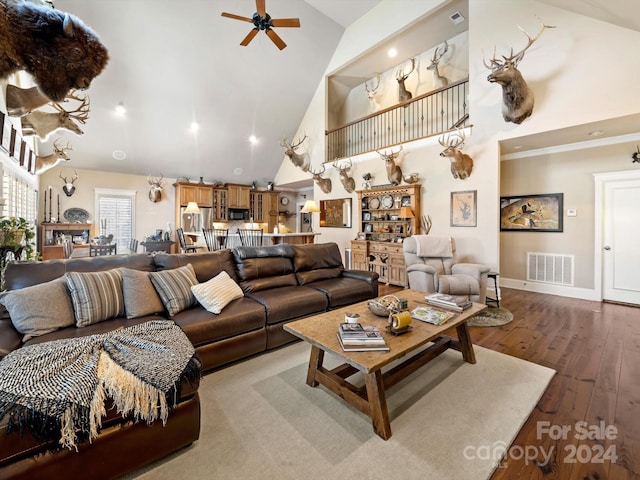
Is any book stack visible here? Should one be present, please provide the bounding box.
[337,323,389,352]
[425,293,472,312]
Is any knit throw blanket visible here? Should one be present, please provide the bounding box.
[0,320,201,450]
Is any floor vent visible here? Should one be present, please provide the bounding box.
[527,252,574,286]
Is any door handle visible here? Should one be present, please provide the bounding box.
[604,245,611,250]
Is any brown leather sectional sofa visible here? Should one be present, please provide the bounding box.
[0,242,378,479]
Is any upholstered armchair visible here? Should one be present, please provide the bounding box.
[403,235,490,303]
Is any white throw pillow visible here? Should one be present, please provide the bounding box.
[191,271,244,315]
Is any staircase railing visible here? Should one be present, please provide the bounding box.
[325,78,469,161]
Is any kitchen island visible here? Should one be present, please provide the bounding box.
[184,232,320,248]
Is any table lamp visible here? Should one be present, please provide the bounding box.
[300,200,320,232]
[184,202,201,231]
[399,206,414,235]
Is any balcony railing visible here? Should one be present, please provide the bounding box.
[325,78,469,161]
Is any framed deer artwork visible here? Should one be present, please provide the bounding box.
[451,190,477,227]
[500,193,563,232]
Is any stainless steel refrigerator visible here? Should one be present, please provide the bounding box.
[180,206,212,232]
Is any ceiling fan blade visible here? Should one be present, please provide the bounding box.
[221,12,253,23]
[255,0,266,17]
[270,18,300,28]
[266,28,287,50]
[240,28,259,46]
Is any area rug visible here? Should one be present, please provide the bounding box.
[468,305,514,327]
[126,341,554,480]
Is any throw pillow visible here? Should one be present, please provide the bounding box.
[66,269,126,327]
[0,277,75,341]
[121,268,165,319]
[149,263,199,316]
[191,270,244,315]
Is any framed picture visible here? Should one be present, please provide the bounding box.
[364,223,373,233]
[500,193,563,232]
[401,196,411,207]
[357,232,366,240]
[363,212,371,221]
[450,190,477,227]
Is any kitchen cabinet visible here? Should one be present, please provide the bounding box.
[177,183,213,207]
[212,188,227,221]
[227,184,250,209]
[250,191,279,231]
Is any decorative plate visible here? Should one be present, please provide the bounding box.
[381,194,393,209]
[369,197,380,209]
[64,208,89,223]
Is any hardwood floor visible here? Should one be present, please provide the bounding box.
[378,284,640,479]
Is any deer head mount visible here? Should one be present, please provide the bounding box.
[147,174,164,203]
[632,145,640,163]
[364,74,381,112]
[427,41,449,89]
[21,91,90,141]
[395,58,415,103]
[35,139,72,174]
[280,135,310,172]
[376,146,403,185]
[60,169,78,197]
[332,159,355,193]
[438,130,473,180]
[484,19,555,124]
[309,164,332,194]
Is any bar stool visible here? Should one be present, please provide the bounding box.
[486,271,500,307]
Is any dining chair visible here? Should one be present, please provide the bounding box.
[63,239,74,259]
[203,228,229,251]
[129,238,139,253]
[176,228,198,253]
[89,243,117,256]
[237,228,263,247]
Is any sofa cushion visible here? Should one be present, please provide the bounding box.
[122,268,165,319]
[153,250,238,283]
[246,285,328,324]
[66,269,125,327]
[149,264,199,316]
[0,277,75,341]
[191,271,244,315]
[233,244,297,293]
[292,243,344,285]
[306,276,377,309]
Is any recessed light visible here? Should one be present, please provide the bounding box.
[513,145,523,150]
[388,48,397,58]
[234,167,243,176]
[112,150,126,160]
[588,130,605,137]
[190,121,200,133]
[249,135,257,144]
[115,102,126,115]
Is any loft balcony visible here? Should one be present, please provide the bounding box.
[325,78,469,162]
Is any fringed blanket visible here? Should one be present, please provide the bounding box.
[0,320,201,450]
[414,235,453,257]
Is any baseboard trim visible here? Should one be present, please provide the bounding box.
[500,277,601,302]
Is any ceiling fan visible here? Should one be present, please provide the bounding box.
[221,0,300,50]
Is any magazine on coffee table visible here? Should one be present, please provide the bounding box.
[410,306,456,326]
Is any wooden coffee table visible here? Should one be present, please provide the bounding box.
[284,289,486,440]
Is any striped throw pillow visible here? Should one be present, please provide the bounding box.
[191,271,244,315]
[66,269,125,327]
[149,264,199,316]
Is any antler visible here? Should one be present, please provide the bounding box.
[430,41,449,65]
[280,135,307,149]
[484,18,555,69]
[376,145,403,159]
[147,174,164,186]
[52,91,91,124]
[53,139,73,157]
[364,74,380,94]
[438,130,465,149]
[60,170,79,184]
[332,158,352,172]
[309,164,326,176]
[395,58,415,80]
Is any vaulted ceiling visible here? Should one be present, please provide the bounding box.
[29,0,640,187]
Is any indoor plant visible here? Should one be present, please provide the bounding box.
[0,216,36,260]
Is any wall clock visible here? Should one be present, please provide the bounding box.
[280,196,289,206]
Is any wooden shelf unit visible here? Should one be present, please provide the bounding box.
[40,223,95,260]
[250,191,279,232]
[351,184,421,287]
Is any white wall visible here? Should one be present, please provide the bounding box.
[277,0,640,280]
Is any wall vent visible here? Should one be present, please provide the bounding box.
[527,252,574,286]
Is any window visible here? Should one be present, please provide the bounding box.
[95,189,136,251]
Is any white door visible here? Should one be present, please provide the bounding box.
[603,178,640,304]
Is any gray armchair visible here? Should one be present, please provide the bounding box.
[403,235,490,303]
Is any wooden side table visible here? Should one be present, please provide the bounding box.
[141,240,174,253]
[486,271,500,307]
